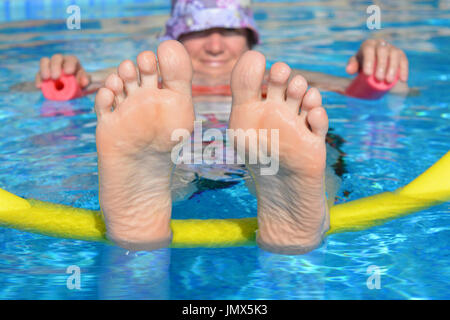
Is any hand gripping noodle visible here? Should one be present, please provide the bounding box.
[0,152,449,248]
[345,69,399,100]
[41,72,83,101]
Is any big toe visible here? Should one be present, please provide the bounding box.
[231,50,266,106]
[157,40,192,95]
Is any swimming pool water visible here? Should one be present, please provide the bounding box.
[0,0,449,299]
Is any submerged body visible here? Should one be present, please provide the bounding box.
[171,87,342,205]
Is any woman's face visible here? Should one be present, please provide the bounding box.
[179,28,250,82]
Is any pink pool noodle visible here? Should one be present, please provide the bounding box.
[345,70,399,100]
[41,73,83,101]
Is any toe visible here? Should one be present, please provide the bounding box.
[157,40,192,95]
[137,51,158,88]
[307,106,328,138]
[266,62,291,101]
[231,50,266,106]
[105,73,126,106]
[286,75,308,112]
[95,88,115,118]
[118,60,139,95]
[299,87,321,116]
[300,87,327,137]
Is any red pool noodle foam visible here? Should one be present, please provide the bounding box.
[41,73,83,101]
[345,70,399,100]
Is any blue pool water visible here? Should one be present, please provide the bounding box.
[0,0,449,299]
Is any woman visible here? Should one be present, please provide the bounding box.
[35,1,409,95]
[35,0,410,254]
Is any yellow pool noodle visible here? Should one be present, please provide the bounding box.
[0,151,449,248]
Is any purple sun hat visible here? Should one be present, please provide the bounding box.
[160,0,260,45]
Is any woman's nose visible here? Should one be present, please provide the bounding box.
[204,33,225,55]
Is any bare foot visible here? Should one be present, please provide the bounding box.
[229,51,329,255]
[94,40,194,251]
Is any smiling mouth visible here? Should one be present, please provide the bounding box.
[202,60,227,66]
